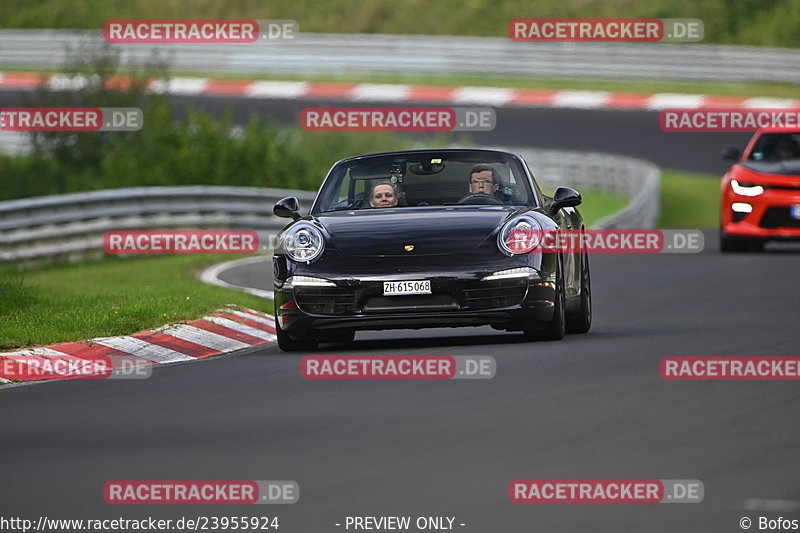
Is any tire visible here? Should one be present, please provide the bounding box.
[276,318,319,352]
[566,252,592,334]
[720,231,747,253]
[524,259,566,341]
[317,329,356,344]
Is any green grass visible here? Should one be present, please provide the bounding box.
[1,0,800,47]
[658,169,720,228]
[0,254,271,350]
[553,188,630,227]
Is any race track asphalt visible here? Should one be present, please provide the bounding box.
[1,89,798,532]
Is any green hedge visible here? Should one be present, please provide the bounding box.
[0,0,798,47]
[0,49,416,201]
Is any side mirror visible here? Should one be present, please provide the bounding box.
[273,197,301,220]
[548,186,582,216]
[721,146,741,161]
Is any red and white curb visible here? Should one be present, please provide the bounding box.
[0,71,797,110]
[0,305,275,384]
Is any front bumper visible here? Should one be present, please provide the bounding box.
[274,274,557,334]
[722,188,800,239]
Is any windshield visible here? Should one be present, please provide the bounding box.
[749,133,800,161]
[312,151,538,213]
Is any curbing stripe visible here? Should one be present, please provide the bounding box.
[211,312,276,335]
[233,306,276,320]
[0,70,792,111]
[0,306,277,385]
[159,323,253,352]
[186,319,266,346]
[646,93,705,110]
[131,331,221,358]
[40,342,128,359]
[245,80,309,99]
[224,309,276,327]
[552,90,610,109]
[451,86,514,106]
[202,79,251,95]
[203,315,276,341]
[148,77,209,95]
[94,336,195,363]
[743,97,800,109]
[351,83,411,102]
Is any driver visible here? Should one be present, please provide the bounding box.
[467,165,500,196]
[458,164,511,204]
[774,136,800,160]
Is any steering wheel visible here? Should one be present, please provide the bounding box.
[457,193,503,205]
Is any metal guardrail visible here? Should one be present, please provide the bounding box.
[0,30,798,83]
[515,148,661,229]
[0,186,316,263]
[0,149,659,264]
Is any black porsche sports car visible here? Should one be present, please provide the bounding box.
[271,149,591,351]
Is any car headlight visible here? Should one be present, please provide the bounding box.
[482,267,537,281]
[731,179,764,197]
[283,223,325,263]
[284,275,336,289]
[498,216,543,255]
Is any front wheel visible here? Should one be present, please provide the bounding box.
[276,318,319,352]
[719,230,747,253]
[566,252,591,334]
[524,259,565,341]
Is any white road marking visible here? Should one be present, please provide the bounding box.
[245,81,309,99]
[552,90,611,109]
[351,84,411,102]
[646,93,704,109]
[46,74,93,91]
[743,97,800,109]
[451,86,514,106]
[148,77,209,95]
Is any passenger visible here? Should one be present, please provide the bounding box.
[774,136,800,160]
[369,181,399,208]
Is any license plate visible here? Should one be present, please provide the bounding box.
[792,205,800,220]
[383,280,431,296]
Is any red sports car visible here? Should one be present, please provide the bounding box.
[720,127,800,252]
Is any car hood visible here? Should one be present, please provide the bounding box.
[733,161,800,188]
[317,206,522,257]
[739,159,800,177]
